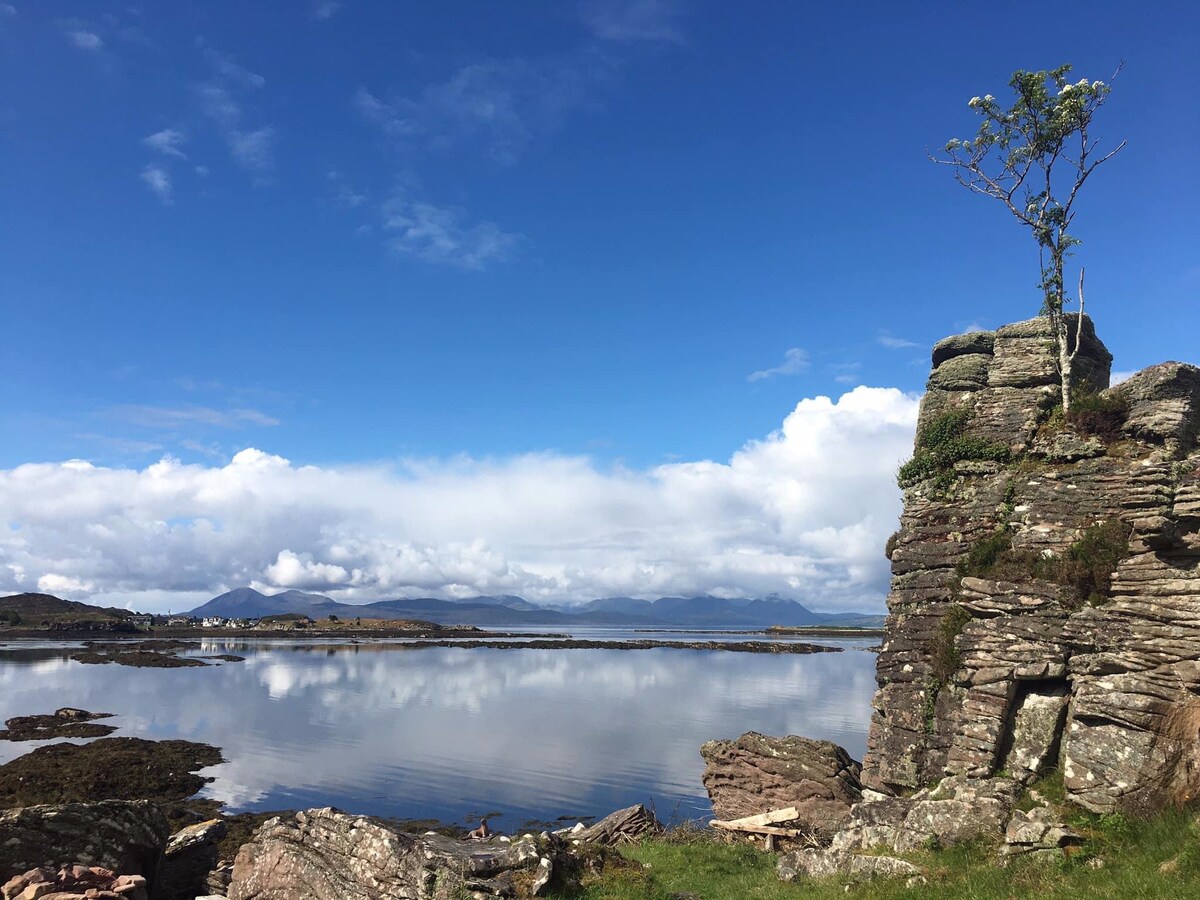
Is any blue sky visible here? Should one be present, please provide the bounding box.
[0,1,1197,610]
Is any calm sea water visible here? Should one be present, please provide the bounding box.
[0,632,877,828]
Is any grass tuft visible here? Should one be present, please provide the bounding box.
[897,409,1010,489]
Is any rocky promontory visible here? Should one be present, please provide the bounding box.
[701,315,1200,883]
[870,315,1200,813]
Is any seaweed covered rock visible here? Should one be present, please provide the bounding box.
[227,808,579,900]
[0,709,116,742]
[0,738,222,808]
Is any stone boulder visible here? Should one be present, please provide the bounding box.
[0,801,169,886]
[700,733,861,836]
[227,808,578,900]
[999,806,1082,862]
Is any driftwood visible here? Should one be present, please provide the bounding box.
[575,805,662,846]
[709,807,799,830]
[710,806,810,851]
[712,823,805,837]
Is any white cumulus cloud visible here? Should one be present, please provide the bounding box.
[0,388,919,612]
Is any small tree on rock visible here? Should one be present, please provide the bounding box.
[932,64,1125,413]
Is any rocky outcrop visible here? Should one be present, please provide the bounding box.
[700,733,862,835]
[776,775,1019,881]
[159,819,228,900]
[865,314,1200,816]
[227,808,578,900]
[0,801,169,885]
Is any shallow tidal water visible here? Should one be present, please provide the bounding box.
[0,631,877,828]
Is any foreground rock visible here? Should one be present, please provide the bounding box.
[700,732,861,836]
[228,808,580,900]
[0,801,169,885]
[0,708,117,742]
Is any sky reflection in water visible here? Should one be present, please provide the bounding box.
[0,639,877,827]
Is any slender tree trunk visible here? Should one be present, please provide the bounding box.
[1049,244,1074,414]
[1059,336,1073,414]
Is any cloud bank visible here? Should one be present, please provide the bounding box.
[0,387,918,612]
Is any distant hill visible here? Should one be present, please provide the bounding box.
[196,588,338,619]
[0,593,131,624]
[581,597,656,616]
[188,588,884,629]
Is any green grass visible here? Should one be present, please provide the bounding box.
[552,807,1200,899]
[953,519,1131,607]
[897,409,1010,490]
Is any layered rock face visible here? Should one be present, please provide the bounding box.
[865,314,1200,815]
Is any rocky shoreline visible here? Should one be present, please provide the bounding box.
[1,635,841,668]
[304,637,840,653]
[0,722,665,900]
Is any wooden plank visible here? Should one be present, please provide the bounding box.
[709,807,799,829]
[709,822,804,837]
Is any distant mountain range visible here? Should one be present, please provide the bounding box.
[186,587,885,629]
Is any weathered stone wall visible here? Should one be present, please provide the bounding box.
[863,315,1200,814]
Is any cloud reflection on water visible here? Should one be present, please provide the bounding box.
[0,642,876,824]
